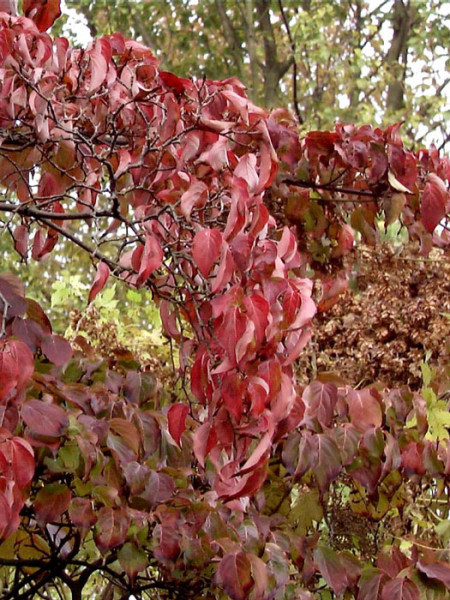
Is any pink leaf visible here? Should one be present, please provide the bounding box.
[234,154,259,192]
[88,261,110,304]
[192,228,222,277]
[167,403,189,446]
[87,39,108,92]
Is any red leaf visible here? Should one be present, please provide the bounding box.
[34,483,71,526]
[421,174,447,233]
[215,307,247,366]
[0,351,18,401]
[0,492,13,540]
[221,372,244,422]
[7,340,34,392]
[159,71,191,94]
[26,297,52,334]
[167,403,189,446]
[193,420,217,468]
[211,244,236,293]
[22,399,69,438]
[88,261,110,304]
[23,0,61,32]
[136,235,163,286]
[243,295,269,347]
[41,334,72,366]
[248,554,269,598]
[192,228,222,277]
[217,552,253,600]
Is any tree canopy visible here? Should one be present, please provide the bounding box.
[62,0,450,149]
[0,2,449,599]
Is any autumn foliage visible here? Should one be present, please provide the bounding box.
[0,3,449,599]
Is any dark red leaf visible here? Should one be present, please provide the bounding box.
[357,567,388,600]
[302,381,337,428]
[217,552,253,600]
[314,546,348,596]
[381,577,419,600]
[69,497,97,528]
[34,483,71,526]
[41,334,72,366]
[94,507,130,552]
[417,561,450,588]
[140,470,175,506]
[13,224,28,259]
[22,399,69,438]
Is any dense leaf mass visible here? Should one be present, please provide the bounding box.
[0,5,449,600]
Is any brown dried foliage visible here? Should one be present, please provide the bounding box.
[300,244,450,389]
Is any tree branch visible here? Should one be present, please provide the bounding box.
[277,0,303,124]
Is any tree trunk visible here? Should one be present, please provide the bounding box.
[385,0,413,112]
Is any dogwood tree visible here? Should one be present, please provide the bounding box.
[0,2,449,599]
